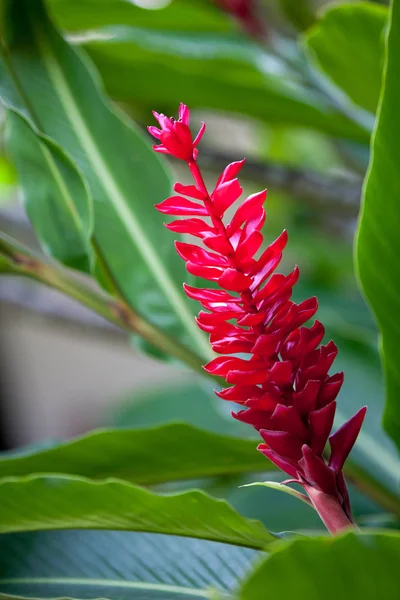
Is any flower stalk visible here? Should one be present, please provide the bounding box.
[149,104,367,534]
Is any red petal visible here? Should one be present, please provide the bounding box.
[258,445,298,478]
[246,393,279,411]
[299,445,339,499]
[309,401,337,455]
[204,356,248,377]
[260,429,303,461]
[234,408,272,430]
[218,268,252,292]
[235,230,264,265]
[268,361,293,386]
[183,284,241,303]
[227,368,269,385]
[175,241,226,266]
[317,372,344,408]
[186,262,223,281]
[250,230,288,276]
[227,190,267,237]
[202,233,233,254]
[197,310,241,324]
[216,384,263,402]
[270,405,308,440]
[251,332,281,357]
[212,340,254,354]
[237,311,266,326]
[329,406,367,473]
[216,159,246,186]
[166,218,214,238]
[156,196,207,216]
[293,380,321,415]
[173,182,205,200]
[212,179,242,218]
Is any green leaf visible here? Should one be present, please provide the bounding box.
[239,532,400,599]
[240,481,311,506]
[0,529,259,599]
[5,111,93,272]
[48,0,234,34]
[0,475,275,549]
[304,2,387,114]
[356,0,400,451]
[79,27,369,142]
[0,0,211,359]
[0,423,275,483]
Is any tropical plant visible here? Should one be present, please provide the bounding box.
[0,0,399,598]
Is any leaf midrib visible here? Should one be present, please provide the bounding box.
[32,14,212,359]
[0,578,211,598]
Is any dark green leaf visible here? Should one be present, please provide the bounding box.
[356,0,400,450]
[304,2,387,114]
[5,111,93,272]
[79,27,369,142]
[0,475,275,549]
[0,423,275,483]
[0,0,211,359]
[0,529,259,599]
[239,532,400,599]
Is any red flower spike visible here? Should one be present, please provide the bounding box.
[149,104,367,535]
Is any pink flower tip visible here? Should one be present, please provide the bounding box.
[148,103,205,162]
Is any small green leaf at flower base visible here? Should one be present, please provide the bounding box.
[240,481,312,507]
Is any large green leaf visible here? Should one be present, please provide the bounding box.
[0,0,211,359]
[0,423,275,483]
[48,0,234,33]
[356,0,400,450]
[78,26,369,142]
[239,532,400,599]
[304,2,387,114]
[0,530,259,599]
[5,111,93,272]
[0,475,275,549]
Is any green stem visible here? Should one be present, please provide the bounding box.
[0,233,211,378]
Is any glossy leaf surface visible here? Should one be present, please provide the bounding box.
[305,2,387,114]
[0,0,210,358]
[0,423,275,483]
[356,0,400,450]
[0,530,259,599]
[0,475,275,549]
[5,111,93,272]
[239,532,400,599]
[80,27,369,142]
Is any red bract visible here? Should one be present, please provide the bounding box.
[148,103,205,162]
[149,104,367,534]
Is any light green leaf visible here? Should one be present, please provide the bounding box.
[0,0,211,359]
[356,0,400,450]
[239,532,400,599]
[79,27,369,142]
[0,475,276,549]
[48,0,234,33]
[240,481,311,506]
[0,529,259,599]
[0,423,275,483]
[304,2,387,114]
[5,111,93,272]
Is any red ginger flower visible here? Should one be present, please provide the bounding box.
[149,104,367,534]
